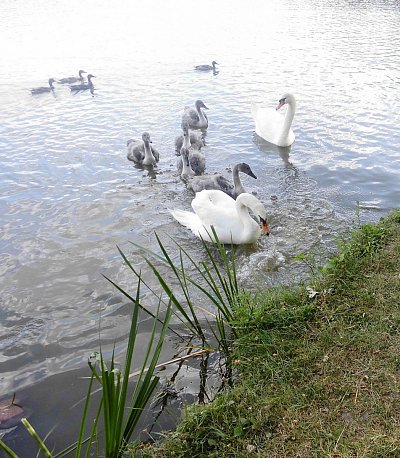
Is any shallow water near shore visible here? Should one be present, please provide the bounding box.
[0,0,399,453]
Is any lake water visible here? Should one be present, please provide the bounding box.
[1,0,399,454]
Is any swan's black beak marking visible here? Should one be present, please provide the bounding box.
[276,98,286,111]
[260,217,270,236]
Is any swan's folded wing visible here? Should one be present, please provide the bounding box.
[175,135,183,153]
[127,142,144,162]
[215,176,235,198]
[191,190,236,228]
[169,209,203,234]
[252,106,284,143]
[127,138,140,147]
[151,146,160,162]
[189,151,206,175]
[188,175,219,193]
[184,108,200,123]
[189,131,205,149]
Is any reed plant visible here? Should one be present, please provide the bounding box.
[0,278,172,458]
[116,227,242,357]
[1,228,244,456]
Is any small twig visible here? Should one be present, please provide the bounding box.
[129,348,211,379]
[6,393,23,409]
[74,348,213,407]
[333,425,346,451]
[354,380,361,404]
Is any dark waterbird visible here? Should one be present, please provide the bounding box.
[195,61,218,72]
[70,74,96,92]
[59,69,87,84]
[31,78,57,95]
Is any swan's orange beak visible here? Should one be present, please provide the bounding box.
[276,100,285,110]
[260,218,270,236]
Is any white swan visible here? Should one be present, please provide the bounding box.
[182,100,209,129]
[31,78,57,95]
[175,121,205,153]
[59,70,86,84]
[194,61,218,72]
[127,132,160,166]
[170,190,270,245]
[251,93,296,147]
[187,163,257,199]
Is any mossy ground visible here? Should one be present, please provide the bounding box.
[130,211,400,458]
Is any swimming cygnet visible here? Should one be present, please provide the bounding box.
[127,132,160,166]
[31,78,57,95]
[175,121,205,153]
[59,70,87,84]
[182,100,209,129]
[187,162,257,199]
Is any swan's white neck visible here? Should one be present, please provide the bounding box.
[281,98,296,140]
[235,195,259,238]
[143,141,156,166]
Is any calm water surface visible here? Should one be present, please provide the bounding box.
[1,0,399,453]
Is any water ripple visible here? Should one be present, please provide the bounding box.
[0,0,399,399]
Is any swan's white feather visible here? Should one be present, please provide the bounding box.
[251,94,296,147]
[170,190,267,245]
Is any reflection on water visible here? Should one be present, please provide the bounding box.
[252,133,295,169]
[1,0,400,453]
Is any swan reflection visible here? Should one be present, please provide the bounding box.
[252,132,294,169]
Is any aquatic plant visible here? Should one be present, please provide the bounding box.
[0,278,172,458]
[130,210,400,457]
[113,227,242,358]
[1,228,244,456]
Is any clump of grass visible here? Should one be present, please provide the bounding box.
[130,211,400,457]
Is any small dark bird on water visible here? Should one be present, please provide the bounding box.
[59,70,87,84]
[194,61,218,72]
[31,78,57,95]
[70,74,95,92]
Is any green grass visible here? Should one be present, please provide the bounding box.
[129,210,400,458]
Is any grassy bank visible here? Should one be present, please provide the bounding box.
[131,210,400,457]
